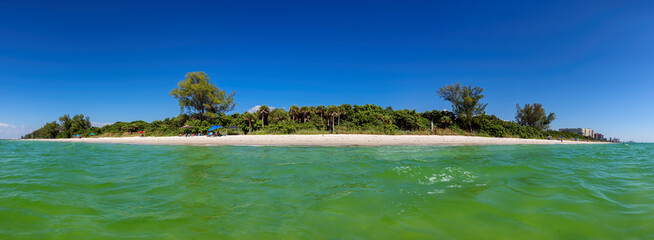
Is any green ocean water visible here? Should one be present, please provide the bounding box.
[0,140,652,239]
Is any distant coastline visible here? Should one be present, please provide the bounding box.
[25,134,610,146]
[20,73,617,142]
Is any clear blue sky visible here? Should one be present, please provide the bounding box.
[0,0,652,141]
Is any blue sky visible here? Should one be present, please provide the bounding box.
[0,0,652,141]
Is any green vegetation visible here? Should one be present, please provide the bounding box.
[22,72,589,140]
[169,71,236,120]
[516,103,556,131]
[436,82,487,131]
[22,114,93,139]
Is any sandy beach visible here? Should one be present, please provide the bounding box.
[27,134,608,146]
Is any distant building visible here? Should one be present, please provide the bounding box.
[559,128,594,137]
[594,133,604,141]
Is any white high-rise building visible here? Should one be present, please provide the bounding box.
[559,128,594,137]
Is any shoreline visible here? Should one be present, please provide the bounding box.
[24,134,609,146]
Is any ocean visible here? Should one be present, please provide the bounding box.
[1,140,652,239]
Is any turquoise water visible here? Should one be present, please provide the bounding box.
[0,140,652,239]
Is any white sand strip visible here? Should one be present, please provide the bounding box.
[26,134,608,146]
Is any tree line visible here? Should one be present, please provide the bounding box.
[22,114,91,139]
[22,71,588,140]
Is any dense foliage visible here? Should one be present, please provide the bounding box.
[437,82,488,131]
[515,103,557,131]
[170,72,236,120]
[22,104,586,140]
[21,73,589,141]
[22,114,93,139]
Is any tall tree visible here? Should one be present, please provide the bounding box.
[270,108,289,123]
[422,110,443,132]
[258,105,270,127]
[327,105,339,133]
[71,114,91,133]
[515,103,556,131]
[170,72,236,121]
[315,105,326,120]
[436,82,487,131]
[58,114,72,137]
[289,105,300,122]
[57,114,90,138]
[41,121,60,138]
[300,106,310,123]
[242,112,256,133]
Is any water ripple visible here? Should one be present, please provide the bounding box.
[0,140,652,239]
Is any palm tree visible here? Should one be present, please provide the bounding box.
[300,106,310,123]
[270,108,289,123]
[327,105,339,133]
[258,105,270,127]
[316,105,326,120]
[289,105,300,122]
[242,112,256,133]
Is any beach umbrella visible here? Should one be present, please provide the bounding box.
[181,125,194,129]
[138,131,144,134]
[208,125,222,131]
